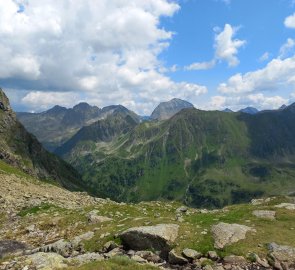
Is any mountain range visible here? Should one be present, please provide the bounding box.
[11,92,295,207]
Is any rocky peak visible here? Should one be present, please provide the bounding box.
[73,102,96,112]
[0,88,12,112]
[150,98,194,120]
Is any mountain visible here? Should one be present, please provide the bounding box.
[55,106,295,208]
[222,108,233,112]
[0,88,83,190]
[150,98,194,120]
[239,107,259,114]
[279,104,287,110]
[55,108,140,159]
[17,103,140,151]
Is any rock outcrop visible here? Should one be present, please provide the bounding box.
[211,223,255,249]
[119,224,179,257]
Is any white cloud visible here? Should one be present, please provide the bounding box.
[22,91,82,111]
[185,24,245,70]
[0,0,207,114]
[285,12,295,28]
[218,56,295,94]
[209,93,287,111]
[214,24,246,67]
[185,60,216,71]
[259,52,269,62]
[279,38,295,58]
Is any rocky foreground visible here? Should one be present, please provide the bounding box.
[0,166,295,270]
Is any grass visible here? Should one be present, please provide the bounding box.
[17,203,60,217]
[0,160,32,179]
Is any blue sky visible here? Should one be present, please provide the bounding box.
[1,0,295,114]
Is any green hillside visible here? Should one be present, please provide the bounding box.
[57,107,295,207]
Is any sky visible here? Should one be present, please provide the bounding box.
[1,0,295,114]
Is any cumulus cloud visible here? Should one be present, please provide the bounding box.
[285,12,295,28]
[0,0,207,114]
[209,93,287,111]
[218,56,295,94]
[215,24,246,67]
[185,24,245,70]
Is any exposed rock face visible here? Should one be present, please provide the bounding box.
[268,243,295,269]
[252,210,276,220]
[119,224,179,257]
[211,223,255,249]
[150,98,194,120]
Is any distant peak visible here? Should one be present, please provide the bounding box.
[73,102,91,110]
[223,108,233,113]
[239,107,259,114]
[46,105,67,114]
[151,98,194,120]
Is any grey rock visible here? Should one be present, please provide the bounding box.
[176,206,188,213]
[27,252,68,269]
[87,210,113,224]
[168,249,188,265]
[104,247,124,258]
[68,253,103,265]
[182,248,202,260]
[150,98,194,120]
[211,222,256,249]
[37,239,72,257]
[119,224,179,257]
[102,241,119,253]
[252,210,276,220]
[207,251,219,260]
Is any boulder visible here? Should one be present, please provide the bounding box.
[182,248,202,260]
[176,206,188,213]
[268,243,295,269]
[87,210,113,224]
[211,223,255,249]
[168,249,188,265]
[207,251,219,261]
[68,252,103,265]
[37,239,72,257]
[119,224,179,258]
[252,210,276,220]
[27,252,68,270]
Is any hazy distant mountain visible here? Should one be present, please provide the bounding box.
[17,103,140,151]
[0,88,83,190]
[150,98,194,120]
[222,108,233,113]
[239,107,259,114]
[279,104,287,110]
